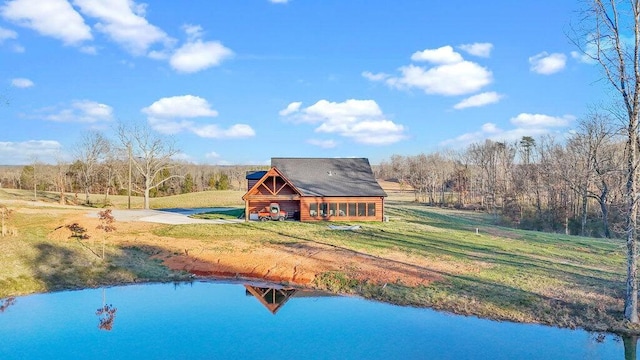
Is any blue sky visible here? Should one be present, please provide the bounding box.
[0,0,607,165]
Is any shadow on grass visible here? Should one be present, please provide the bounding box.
[26,242,191,294]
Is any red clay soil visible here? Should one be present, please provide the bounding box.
[46,210,440,288]
[160,240,441,287]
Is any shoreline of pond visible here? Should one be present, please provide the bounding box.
[2,201,640,338]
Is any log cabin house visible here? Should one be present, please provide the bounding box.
[243,158,387,222]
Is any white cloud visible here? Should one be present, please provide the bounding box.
[142,95,218,118]
[301,99,383,123]
[182,24,203,42]
[1,0,91,45]
[169,39,233,73]
[279,101,302,116]
[205,151,220,159]
[11,77,34,88]
[529,52,567,75]
[459,43,493,58]
[74,0,170,55]
[440,123,549,148]
[411,45,463,64]
[387,62,492,96]
[570,50,596,64]
[143,95,255,139]
[366,45,493,96]
[0,26,18,42]
[571,32,605,64]
[190,124,255,139]
[361,71,389,81]
[0,140,63,165]
[453,91,503,109]
[510,113,574,128]
[459,42,493,57]
[40,100,113,123]
[307,139,337,149]
[481,123,500,133]
[167,24,233,73]
[440,113,575,148]
[280,99,406,145]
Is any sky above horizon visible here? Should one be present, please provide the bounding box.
[0,0,610,166]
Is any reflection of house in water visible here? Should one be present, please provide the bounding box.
[244,284,335,315]
[245,285,297,315]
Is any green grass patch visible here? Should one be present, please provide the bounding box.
[190,207,244,220]
[0,188,245,209]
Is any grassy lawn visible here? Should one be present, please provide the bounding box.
[0,187,635,333]
[191,208,244,219]
[0,209,189,297]
[154,203,629,332]
[0,188,244,209]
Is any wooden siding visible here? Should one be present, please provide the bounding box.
[252,177,296,196]
[247,179,260,191]
[299,196,384,222]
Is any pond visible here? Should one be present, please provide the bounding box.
[0,281,634,359]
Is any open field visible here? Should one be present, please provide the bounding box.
[0,186,635,334]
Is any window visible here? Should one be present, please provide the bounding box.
[320,203,328,217]
[358,203,366,216]
[348,203,356,216]
[329,203,337,216]
[338,203,347,216]
[310,203,318,217]
[368,203,376,217]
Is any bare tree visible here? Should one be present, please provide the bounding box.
[564,113,622,237]
[53,156,69,205]
[117,122,181,209]
[576,0,640,322]
[75,131,110,205]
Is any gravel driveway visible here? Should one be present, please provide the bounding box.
[88,209,243,225]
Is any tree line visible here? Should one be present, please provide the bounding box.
[376,113,624,239]
[0,123,266,209]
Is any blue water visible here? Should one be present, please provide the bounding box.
[0,281,630,359]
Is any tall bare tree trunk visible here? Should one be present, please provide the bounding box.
[625,118,639,322]
[578,0,640,322]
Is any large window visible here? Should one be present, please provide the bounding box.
[348,203,356,216]
[368,203,376,217]
[339,203,347,216]
[310,203,318,217]
[320,203,328,217]
[310,201,377,218]
[357,203,366,216]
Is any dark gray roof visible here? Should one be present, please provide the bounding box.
[271,158,387,197]
[246,170,267,180]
